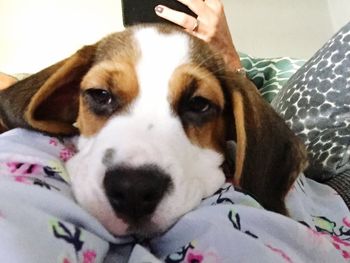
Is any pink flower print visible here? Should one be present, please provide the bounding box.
[342,250,350,259]
[59,148,75,162]
[332,235,350,247]
[62,258,71,263]
[307,228,323,238]
[83,250,97,263]
[186,252,204,263]
[6,162,41,175]
[203,251,221,263]
[7,162,25,173]
[266,245,293,263]
[49,138,59,147]
[343,217,350,228]
[329,235,350,259]
[307,228,350,260]
[14,175,31,184]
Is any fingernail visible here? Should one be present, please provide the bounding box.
[155,5,164,14]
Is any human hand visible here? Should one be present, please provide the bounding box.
[155,0,242,72]
[0,73,17,90]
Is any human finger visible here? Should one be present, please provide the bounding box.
[204,0,224,14]
[175,0,208,16]
[0,73,17,90]
[155,5,198,32]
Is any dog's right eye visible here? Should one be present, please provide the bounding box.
[84,88,113,105]
[187,96,212,113]
[83,88,118,116]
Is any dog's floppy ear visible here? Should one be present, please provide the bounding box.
[225,73,308,215]
[0,45,96,135]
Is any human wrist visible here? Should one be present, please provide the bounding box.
[222,51,245,75]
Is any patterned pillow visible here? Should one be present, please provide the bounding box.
[271,22,350,187]
[240,53,305,103]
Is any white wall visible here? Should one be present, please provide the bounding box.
[0,0,349,74]
[225,0,350,59]
[0,0,124,74]
[327,0,350,33]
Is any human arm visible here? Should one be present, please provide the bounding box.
[155,0,242,72]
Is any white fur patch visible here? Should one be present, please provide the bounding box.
[132,27,189,117]
[67,27,225,236]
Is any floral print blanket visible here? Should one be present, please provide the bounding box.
[0,128,349,263]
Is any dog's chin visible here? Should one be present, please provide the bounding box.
[101,212,177,238]
[126,220,175,239]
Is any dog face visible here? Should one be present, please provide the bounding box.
[68,26,227,236]
[0,25,308,237]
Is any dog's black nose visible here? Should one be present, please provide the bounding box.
[103,165,172,221]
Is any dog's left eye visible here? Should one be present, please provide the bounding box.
[83,88,118,116]
[85,89,113,105]
[188,96,212,113]
[179,95,219,126]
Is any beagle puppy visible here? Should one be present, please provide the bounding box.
[0,24,307,237]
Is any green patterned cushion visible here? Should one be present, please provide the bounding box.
[240,53,305,103]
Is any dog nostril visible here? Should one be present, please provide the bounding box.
[103,165,172,220]
[109,191,126,206]
[143,192,157,202]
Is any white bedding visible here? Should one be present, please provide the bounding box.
[0,128,350,262]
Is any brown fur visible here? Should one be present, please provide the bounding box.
[78,61,139,136]
[224,74,308,214]
[186,35,307,213]
[0,45,96,135]
[169,64,226,152]
[231,90,247,185]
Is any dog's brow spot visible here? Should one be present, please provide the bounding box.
[102,148,116,167]
[165,164,173,170]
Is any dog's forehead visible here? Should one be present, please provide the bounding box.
[133,27,192,111]
[134,26,190,69]
[95,25,223,76]
[95,26,190,66]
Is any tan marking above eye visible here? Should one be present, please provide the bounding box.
[169,64,225,109]
[78,61,139,136]
[169,63,226,152]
